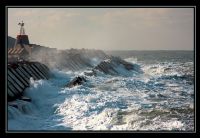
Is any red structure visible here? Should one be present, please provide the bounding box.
[15,35,30,46]
[8,21,32,62]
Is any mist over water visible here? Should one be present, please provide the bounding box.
[8,51,194,131]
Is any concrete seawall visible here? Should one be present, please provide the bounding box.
[7,61,49,102]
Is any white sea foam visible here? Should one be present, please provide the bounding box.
[90,57,102,66]
[124,57,138,64]
[8,60,194,131]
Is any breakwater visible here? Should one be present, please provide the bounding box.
[7,61,49,102]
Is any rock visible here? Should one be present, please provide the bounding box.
[94,56,134,75]
[46,49,109,71]
[66,76,87,88]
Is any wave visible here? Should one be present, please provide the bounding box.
[8,60,194,131]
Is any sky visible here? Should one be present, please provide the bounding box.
[8,8,194,50]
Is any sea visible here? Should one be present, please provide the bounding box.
[8,50,194,131]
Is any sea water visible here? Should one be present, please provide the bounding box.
[8,51,194,131]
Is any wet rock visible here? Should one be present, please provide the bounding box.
[94,56,134,75]
[66,76,87,88]
[47,49,109,71]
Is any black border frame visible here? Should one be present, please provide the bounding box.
[0,1,198,136]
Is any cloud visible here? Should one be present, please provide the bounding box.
[12,9,40,17]
[10,8,80,28]
[88,8,192,29]
[90,8,168,21]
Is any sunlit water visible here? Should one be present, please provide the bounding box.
[8,52,194,131]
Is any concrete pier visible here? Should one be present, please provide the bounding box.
[7,61,49,101]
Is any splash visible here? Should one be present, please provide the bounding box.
[8,59,194,131]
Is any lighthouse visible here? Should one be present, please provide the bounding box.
[14,21,30,48]
[8,21,32,62]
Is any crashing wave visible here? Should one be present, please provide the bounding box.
[83,56,143,76]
